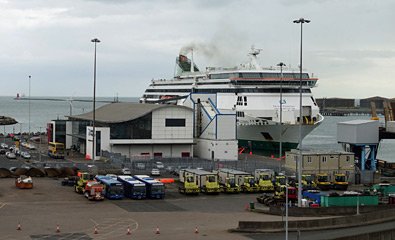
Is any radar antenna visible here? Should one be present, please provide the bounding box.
[247,46,263,70]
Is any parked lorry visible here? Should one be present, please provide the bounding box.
[301,174,317,190]
[75,171,91,194]
[254,169,275,192]
[179,169,200,195]
[257,185,297,206]
[332,173,349,190]
[218,168,258,193]
[83,181,105,200]
[275,175,287,188]
[215,168,241,193]
[183,169,220,194]
[315,173,331,190]
[15,175,33,189]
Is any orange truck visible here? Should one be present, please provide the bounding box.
[83,181,104,201]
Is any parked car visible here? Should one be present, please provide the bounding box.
[1,143,9,149]
[155,162,165,169]
[20,151,31,159]
[0,148,6,154]
[121,168,131,175]
[6,152,16,159]
[151,168,160,176]
[135,162,146,170]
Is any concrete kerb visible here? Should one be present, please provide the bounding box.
[232,208,395,233]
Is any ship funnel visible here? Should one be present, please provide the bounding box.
[175,53,200,76]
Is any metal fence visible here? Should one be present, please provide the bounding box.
[101,150,283,175]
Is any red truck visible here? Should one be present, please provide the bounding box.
[84,181,104,201]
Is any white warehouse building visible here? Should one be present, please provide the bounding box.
[67,103,194,160]
[66,98,238,161]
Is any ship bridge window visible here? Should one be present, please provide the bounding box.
[244,96,247,106]
[236,96,243,106]
[240,73,262,78]
[236,111,245,117]
[262,73,280,78]
[209,73,239,79]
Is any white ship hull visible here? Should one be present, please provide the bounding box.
[237,122,321,152]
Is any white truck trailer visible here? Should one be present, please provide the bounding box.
[215,168,242,193]
[179,169,200,194]
[181,169,220,194]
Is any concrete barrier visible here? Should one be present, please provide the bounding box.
[237,208,395,232]
[265,204,395,217]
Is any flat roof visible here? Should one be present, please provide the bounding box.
[376,139,395,163]
[338,120,378,125]
[67,102,192,123]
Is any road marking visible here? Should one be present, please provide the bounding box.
[0,202,6,209]
[86,217,139,239]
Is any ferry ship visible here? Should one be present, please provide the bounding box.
[140,47,324,153]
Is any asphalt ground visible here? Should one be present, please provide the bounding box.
[0,178,324,240]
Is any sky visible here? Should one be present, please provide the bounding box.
[0,0,394,99]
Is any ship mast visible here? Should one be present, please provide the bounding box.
[248,46,263,70]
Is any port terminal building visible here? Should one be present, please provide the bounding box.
[53,93,238,161]
[285,149,355,182]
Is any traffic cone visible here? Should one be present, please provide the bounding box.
[245,203,249,211]
[155,226,160,234]
[56,224,60,233]
[127,226,131,235]
[94,226,98,234]
[195,226,199,234]
[17,222,21,231]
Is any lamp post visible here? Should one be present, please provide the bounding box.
[277,62,285,173]
[293,17,310,207]
[28,75,31,136]
[285,179,289,240]
[91,38,100,161]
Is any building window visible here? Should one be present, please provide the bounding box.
[154,152,162,157]
[141,152,150,156]
[165,118,186,127]
[182,152,190,157]
[244,96,247,106]
[307,156,312,163]
[322,156,327,163]
[346,156,350,162]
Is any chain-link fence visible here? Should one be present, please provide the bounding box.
[101,150,284,176]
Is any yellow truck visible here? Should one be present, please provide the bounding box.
[254,169,275,192]
[179,169,200,195]
[315,173,331,190]
[216,168,241,193]
[332,173,349,190]
[184,169,220,194]
[301,174,317,190]
[218,168,258,193]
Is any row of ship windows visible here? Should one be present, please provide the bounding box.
[150,80,315,87]
[209,72,310,79]
[145,88,312,93]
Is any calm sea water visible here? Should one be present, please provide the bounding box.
[0,96,372,151]
[0,96,138,134]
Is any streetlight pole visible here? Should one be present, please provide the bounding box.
[29,75,31,136]
[91,38,100,161]
[277,62,285,173]
[293,17,310,207]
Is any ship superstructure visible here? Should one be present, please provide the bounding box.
[140,47,324,152]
